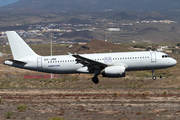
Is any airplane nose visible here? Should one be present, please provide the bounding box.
[172,59,177,66]
[174,59,177,65]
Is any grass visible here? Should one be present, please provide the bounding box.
[112,92,120,97]
[0,72,177,89]
[0,77,75,88]
[163,91,167,96]
[48,117,65,120]
[17,104,27,111]
[0,97,2,103]
[6,111,13,119]
[142,92,149,97]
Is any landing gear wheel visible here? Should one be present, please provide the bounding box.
[92,77,99,84]
[152,69,156,80]
[152,76,156,80]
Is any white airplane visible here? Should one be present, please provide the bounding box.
[4,31,177,84]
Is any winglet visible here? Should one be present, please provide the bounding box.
[68,52,73,55]
[68,52,73,57]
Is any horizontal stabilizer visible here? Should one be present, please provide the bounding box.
[6,59,27,64]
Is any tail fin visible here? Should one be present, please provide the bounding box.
[6,31,39,59]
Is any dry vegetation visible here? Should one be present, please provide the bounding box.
[1,89,180,120]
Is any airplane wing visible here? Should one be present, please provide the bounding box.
[72,54,107,70]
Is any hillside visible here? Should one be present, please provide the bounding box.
[1,0,180,13]
[112,11,167,21]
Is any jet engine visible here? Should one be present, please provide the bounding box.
[101,66,126,78]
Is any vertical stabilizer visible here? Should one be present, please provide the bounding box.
[6,31,39,59]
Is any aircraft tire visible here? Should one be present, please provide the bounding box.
[152,76,156,80]
[92,77,99,84]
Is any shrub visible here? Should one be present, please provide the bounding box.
[69,77,79,82]
[142,92,149,97]
[17,104,27,111]
[0,97,2,103]
[112,92,120,97]
[163,91,167,96]
[133,44,145,48]
[6,111,13,119]
[48,117,65,120]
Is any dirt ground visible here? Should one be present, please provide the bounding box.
[1,89,180,120]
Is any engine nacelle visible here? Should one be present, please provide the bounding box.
[101,66,126,78]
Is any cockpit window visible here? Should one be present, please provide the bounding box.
[162,55,170,58]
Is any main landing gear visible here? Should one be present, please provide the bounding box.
[92,77,99,84]
[92,69,100,84]
[152,69,156,80]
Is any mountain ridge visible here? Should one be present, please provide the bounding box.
[1,0,180,13]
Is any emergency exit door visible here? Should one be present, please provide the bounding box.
[37,58,42,68]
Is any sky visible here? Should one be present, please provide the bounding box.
[0,0,19,7]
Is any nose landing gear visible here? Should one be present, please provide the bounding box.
[152,69,156,80]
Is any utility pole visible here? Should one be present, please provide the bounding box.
[3,42,6,58]
[105,35,108,42]
[50,33,53,56]
[50,33,53,79]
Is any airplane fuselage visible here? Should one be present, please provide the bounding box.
[5,51,177,75]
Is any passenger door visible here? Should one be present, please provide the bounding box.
[151,52,156,62]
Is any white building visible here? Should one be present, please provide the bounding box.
[107,28,120,31]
